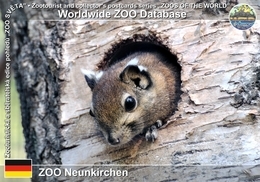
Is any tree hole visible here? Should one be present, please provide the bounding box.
[98,33,182,114]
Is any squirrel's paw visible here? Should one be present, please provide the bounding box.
[145,120,162,142]
[155,120,163,128]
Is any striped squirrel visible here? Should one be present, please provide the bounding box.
[81,51,180,146]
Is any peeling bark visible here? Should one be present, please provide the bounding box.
[60,18,260,181]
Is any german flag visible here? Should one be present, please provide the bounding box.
[5,159,32,178]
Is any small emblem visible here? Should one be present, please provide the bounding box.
[229,3,256,30]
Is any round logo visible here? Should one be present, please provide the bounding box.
[229,3,256,30]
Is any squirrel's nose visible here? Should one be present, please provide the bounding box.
[108,135,120,145]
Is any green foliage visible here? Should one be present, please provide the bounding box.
[0,18,29,182]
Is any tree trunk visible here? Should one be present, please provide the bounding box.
[1,0,260,181]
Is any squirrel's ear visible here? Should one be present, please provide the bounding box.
[120,65,151,89]
[81,68,103,90]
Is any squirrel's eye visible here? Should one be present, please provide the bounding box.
[124,96,136,112]
[89,109,95,117]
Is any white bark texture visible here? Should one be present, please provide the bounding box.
[59,19,260,181]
